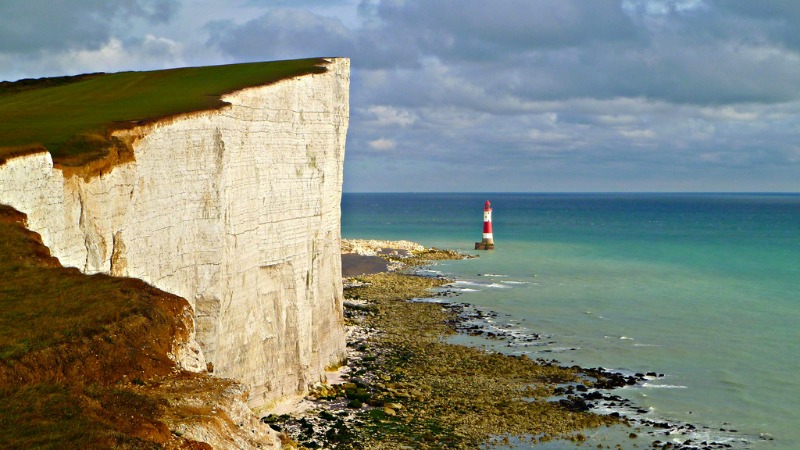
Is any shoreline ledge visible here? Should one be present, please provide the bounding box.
[266,239,626,449]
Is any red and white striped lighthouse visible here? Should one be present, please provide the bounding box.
[475,200,495,250]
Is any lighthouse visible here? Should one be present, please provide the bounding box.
[475,200,495,250]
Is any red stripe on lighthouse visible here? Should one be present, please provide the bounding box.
[483,203,492,234]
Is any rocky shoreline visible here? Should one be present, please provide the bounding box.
[266,240,743,449]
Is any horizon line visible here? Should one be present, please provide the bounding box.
[341,191,800,195]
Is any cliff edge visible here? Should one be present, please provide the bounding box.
[0,58,349,409]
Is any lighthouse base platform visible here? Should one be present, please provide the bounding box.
[475,242,495,250]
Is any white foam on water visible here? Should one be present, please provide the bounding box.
[501,280,530,285]
[642,383,687,389]
[481,273,508,277]
[453,280,484,287]
[416,269,443,276]
[487,283,511,289]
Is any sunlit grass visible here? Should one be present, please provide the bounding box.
[0,205,194,447]
[0,206,155,360]
[0,58,328,164]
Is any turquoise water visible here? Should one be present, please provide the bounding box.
[342,193,800,449]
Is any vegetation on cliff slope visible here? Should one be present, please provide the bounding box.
[0,58,328,165]
[0,205,258,449]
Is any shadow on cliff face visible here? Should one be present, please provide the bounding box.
[0,204,271,449]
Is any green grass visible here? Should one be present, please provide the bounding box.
[0,206,152,360]
[0,58,328,164]
[0,384,161,450]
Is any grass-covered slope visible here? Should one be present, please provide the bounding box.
[0,58,328,165]
[0,205,182,447]
[0,205,269,449]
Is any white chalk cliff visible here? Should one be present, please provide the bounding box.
[0,58,349,408]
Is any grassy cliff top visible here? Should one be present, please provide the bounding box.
[0,58,329,165]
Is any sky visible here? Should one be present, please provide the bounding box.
[2,0,799,192]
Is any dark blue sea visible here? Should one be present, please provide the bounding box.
[342,193,800,449]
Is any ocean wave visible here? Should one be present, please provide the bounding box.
[416,269,443,275]
[453,280,484,287]
[486,283,511,289]
[500,280,530,285]
[642,383,687,389]
[480,273,508,277]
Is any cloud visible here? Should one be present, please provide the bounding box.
[1,35,185,81]
[245,0,354,7]
[364,1,800,105]
[204,0,800,107]
[58,36,185,73]
[2,0,800,191]
[375,0,642,60]
[0,0,178,54]
[368,138,396,150]
[361,105,417,128]
[206,8,354,61]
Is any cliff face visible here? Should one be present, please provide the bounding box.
[0,58,349,408]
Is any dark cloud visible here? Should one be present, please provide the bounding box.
[710,0,800,23]
[0,0,178,53]
[207,0,800,106]
[708,0,800,51]
[362,0,800,105]
[245,0,354,6]
[375,0,642,60]
[206,8,355,61]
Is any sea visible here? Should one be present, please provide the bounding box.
[341,193,800,449]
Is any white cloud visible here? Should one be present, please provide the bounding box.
[619,129,656,139]
[698,106,759,122]
[51,36,185,76]
[368,138,397,151]
[528,129,572,145]
[362,105,417,128]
